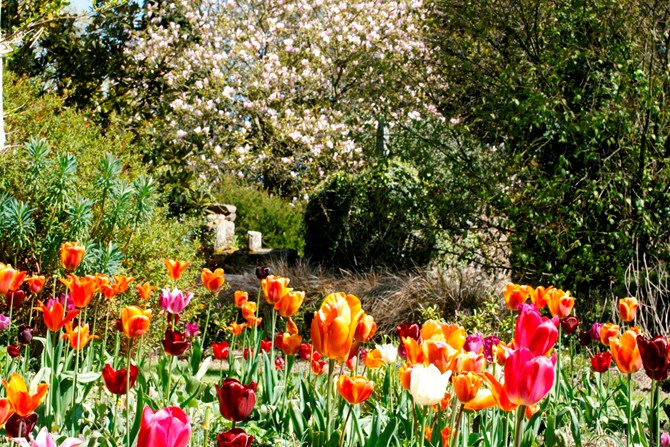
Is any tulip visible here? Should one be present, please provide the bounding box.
[228,322,247,336]
[514,304,558,356]
[298,343,312,361]
[402,337,425,365]
[162,329,191,356]
[662,432,670,447]
[274,290,305,318]
[423,339,460,373]
[233,290,248,307]
[185,322,199,338]
[619,297,639,323]
[217,428,254,447]
[62,321,97,350]
[578,330,592,347]
[610,329,642,374]
[454,350,486,374]
[158,288,193,314]
[7,345,20,358]
[137,406,191,447]
[0,263,17,296]
[59,274,97,308]
[121,306,152,338]
[560,316,580,335]
[364,349,385,369]
[503,283,531,310]
[136,282,157,300]
[0,314,10,331]
[286,317,299,335]
[532,285,553,309]
[420,320,466,349]
[60,242,85,270]
[354,313,377,343]
[275,357,285,370]
[240,301,257,320]
[311,356,327,375]
[377,343,398,364]
[396,322,420,340]
[260,339,272,352]
[546,288,574,319]
[25,276,45,294]
[212,341,230,360]
[255,266,271,280]
[453,371,483,403]
[201,267,225,292]
[261,275,291,305]
[246,316,262,328]
[112,275,135,294]
[311,292,364,361]
[216,378,257,422]
[637,335,670,380]
[464,333,484,353]
[162,259,190,281]
[12,426,83,447]
[337,375,375,405]
[504,348,555,406]
[6,290,26,308]
[17,325,33,345]
[278,332,302,356]
[591,322,604,341]
[3,374,48,417]
[410,364,452,406]
[398,363,413,391]
[34,300,79,332]
[102,363,139,395]
[482,335,500,363]
[599,323,620,346]
[5,413,38,438]
[591,352,613,373]
[243,348,254,360]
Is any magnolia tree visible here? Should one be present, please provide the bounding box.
[126,0,435,196]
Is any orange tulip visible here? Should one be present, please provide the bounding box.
[261,275,290,305]
[121,306,152,338]
[60,274,97,308]
[532,285,553,309]
[228,321,247,336]
[464,389,497,411]
[94,273,110,291]
[0,398,12,426]
[311,292,364,362]
[454,351,486,374]
[403,337,425,364]
[398,363,413,390]
[3,374,48,417]
[336,375,374,405]
[102,284,117,300]
[136,282,157,300]
[441,428,451,447]
[0,264,26,296]
[274,290,305,318]
[600,323,620,346]
[364,349,385,369]
[25,276,45,294]
[202,268,225,292]
[618,297,639,323]
[34,300,79,332]
[423,339,460,373]
[113,275,135,294]
[610,329,643,374]
[60,242,85,270]
[421,321,466,349]
[503,283,531,310]
[354,313,377,343]
[163,259,190,280]
[62,321,98,350]
[278,332,302,356]
[453,371,483,403]
[481,372,518,412]
[286,318,299,335]
[546,288,574,320]
[240,301,257,320]
[246,316,263,328]
[234,290,248,307]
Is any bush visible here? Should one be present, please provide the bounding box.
[213,176,304,252]
[304,160,436,270]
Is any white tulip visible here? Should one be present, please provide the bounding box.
[410,364,452,406]
[376,343,398,364]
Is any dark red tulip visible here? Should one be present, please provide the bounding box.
[637,335,670,380]
[162,329,190,356]
[215,378,257,422]
[217,428,254,447]
[212,341,230,360]
[115,318,124,333]
[578,330,592,347]
[591,352,613,373]
[255,266,271,280]
[7,345,20,358]
[396,322,420,341]
[260,339,272,353]
[102,363,139,395]
[274,333,283,350]
[299,343,312,361]
[5,412,38,438]
[6,290,26,308]
[17,325,33,345]
[560,316,580,335]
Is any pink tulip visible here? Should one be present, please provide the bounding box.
[137,406,191,447]
[13,427,83,447]
[514,304,558,356]
[504,348,555,407]
[158,289,193,315]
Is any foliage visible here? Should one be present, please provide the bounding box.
[304,159,436,270]
[213,176,305,252]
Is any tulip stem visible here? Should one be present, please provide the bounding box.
[339,404,353,447]
[166,354,175,405]
[450,404,465,447]
[126,339,134,447]
[326,358,336,435]
[199,296,213,352]
[71,336,80,436]
[626,373,632,447]
[513,405,525,447]
[652,379,660,447]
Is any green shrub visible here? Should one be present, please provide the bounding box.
[304,159,436,270]
[213,176,304,252]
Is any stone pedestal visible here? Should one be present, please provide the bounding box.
[206,204,237,252]
[248,231,262,252]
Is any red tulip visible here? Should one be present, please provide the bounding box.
[137,406,191,447]
[161,329,190,356]
[504,348,555,407]
[299,343,312,361]
[514,304,558,356]
[7,345,20,358]
[216,378,257,422]
[637,335,670,381]
[560,316,580,335]
[260,339,272,352]
[212,341,230,360]
[590,352,613,373]
[275,357,285,370]
[103,363,139,395]
[217,428,254,447]
[5,412,38,438]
